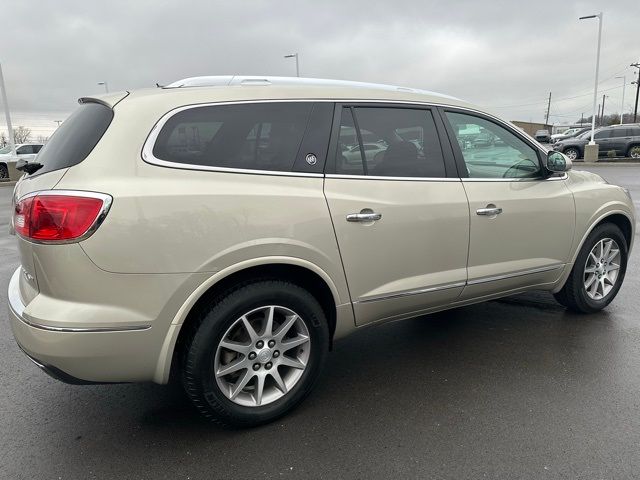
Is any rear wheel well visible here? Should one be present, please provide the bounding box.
[594,214,632,248]
[170,264,337,382]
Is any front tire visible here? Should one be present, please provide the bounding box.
[182,280,329,427]
[554,223,628,313]
[563,147,580,160]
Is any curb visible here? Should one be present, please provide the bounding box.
[0,181,17,187]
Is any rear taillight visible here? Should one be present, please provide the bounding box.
[13,191,111,243]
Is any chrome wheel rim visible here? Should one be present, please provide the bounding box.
[214,305,311,407]
[565,149,578,160]
[583,238,621,300]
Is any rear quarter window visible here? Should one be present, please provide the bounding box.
[34,102,113,176]
[151,102,314,172]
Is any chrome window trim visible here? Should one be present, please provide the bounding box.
[461,173,568,183]
[356,282,466,304]
[326,174,460,182]
[466,263,564,286]
[15,189,113,245]
[141,98,526,179]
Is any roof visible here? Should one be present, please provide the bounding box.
[89,76,478,112]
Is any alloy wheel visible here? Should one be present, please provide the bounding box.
[629,146,640,159]
[564,148,579,161]
[214,305,311,407]
[583,238,621,300]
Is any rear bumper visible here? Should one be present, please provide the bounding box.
[7,267,163,383]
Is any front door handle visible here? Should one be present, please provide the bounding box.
[346,210,382,222]
[476,205,502,216]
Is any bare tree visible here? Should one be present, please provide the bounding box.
[12,126,32,144]
[0,132,6,147]
[36,135,49,143]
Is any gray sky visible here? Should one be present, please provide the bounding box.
[1,0,639,129]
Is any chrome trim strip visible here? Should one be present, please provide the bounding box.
[326,174,460,182]
[18,317,152,333]
[15,190,113,245]
[461,173,568,183]
[357,281,466,304]
[466,264,564,286]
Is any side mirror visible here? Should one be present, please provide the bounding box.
[546,151,572,173]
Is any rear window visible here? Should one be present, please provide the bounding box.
[34,102,113,176]
[151,102,313,172]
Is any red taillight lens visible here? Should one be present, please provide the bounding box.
[13,193,109,242]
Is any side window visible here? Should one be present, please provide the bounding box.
[32,145,43,153]
[610,129,627,138]
[594,130,611,140]
[627,127,640,137]
[152,103,313,172]
[335,106,446,178]
[16,145,32,154]
[445,111,541,179]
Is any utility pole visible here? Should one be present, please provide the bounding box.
[615,76,626,124]
[597,104,601,126]
[544,91,552,125]
[601,94,607,125]
[0,62,16,156]
[632,62,640,122]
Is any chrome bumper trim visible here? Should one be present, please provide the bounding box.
[8,268,151,333]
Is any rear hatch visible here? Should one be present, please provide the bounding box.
[10,92,127,304]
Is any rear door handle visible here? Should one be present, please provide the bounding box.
[346,211,382,222]
[476,206,502,216]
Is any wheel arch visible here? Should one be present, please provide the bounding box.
[553,209,634,293]
[154,258,344,384]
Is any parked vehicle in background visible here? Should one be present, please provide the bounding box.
[551,127,590,143]
[553,124,640,160]
[7,77,635,427]
[0,143,43,179]
[535,129,551,143]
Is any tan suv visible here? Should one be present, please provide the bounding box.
[7,77,635,426]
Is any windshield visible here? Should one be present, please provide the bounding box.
[0,146,13,154]
[575,130,594,140]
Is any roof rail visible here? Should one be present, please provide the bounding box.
[163,75,459,100]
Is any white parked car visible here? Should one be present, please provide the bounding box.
[7,77,635,427]
[0,143,43,179]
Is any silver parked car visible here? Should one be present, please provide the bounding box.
[8,77,635,426]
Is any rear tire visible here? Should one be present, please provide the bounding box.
[181,280,329,427]
[554,223,628,313]
[627,145,640,159]
[0,164,8,179]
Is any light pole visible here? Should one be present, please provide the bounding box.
[615,76,626,124]
[284,53,299,77]
[0,62,16,156]
[97,81,109,93]
[579,12,603,146]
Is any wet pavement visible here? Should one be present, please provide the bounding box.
[1,165,639,479]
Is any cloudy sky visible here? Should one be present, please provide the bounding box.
[1,0,639,135]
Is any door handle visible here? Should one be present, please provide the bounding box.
[476,206,502,216]
[346,210,382,222]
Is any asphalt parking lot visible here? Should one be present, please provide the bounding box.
[1,165,639,479]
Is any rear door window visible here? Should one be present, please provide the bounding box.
[34,102,113,176]
[335,106,447,178]
[152,103,314,173]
